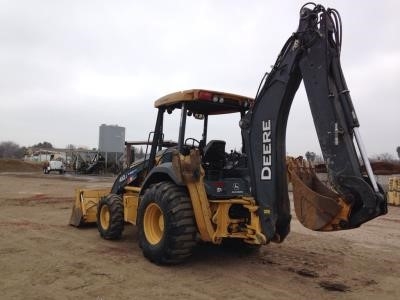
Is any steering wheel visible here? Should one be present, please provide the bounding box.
[184,138,200,148]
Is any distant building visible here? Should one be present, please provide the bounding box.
[98,124,125,153]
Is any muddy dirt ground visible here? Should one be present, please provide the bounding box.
[0,171,399,300]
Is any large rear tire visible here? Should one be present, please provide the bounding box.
[138,181,197,264]
[97,194,124,240]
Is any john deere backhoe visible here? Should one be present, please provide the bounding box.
[70,3,387,264]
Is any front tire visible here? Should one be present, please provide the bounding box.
[97,194,124,240]
[138,181,197,264]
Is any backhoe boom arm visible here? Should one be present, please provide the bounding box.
[241,4,387,242]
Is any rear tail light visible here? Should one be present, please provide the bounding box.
[198,91,224,103]
[198,91,213,101]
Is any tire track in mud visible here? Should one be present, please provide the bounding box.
[254,232,388,294]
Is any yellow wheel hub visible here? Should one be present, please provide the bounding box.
[144,203,165,245]
[100,205,110,230]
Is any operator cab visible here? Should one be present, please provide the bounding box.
[153,89,253,199]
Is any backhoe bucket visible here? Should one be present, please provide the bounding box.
[69,188,110,227]
[287,157,351,231]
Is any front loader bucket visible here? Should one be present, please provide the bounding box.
[69,188,110,227]
[287,157,351,231]
[69,203,84,227]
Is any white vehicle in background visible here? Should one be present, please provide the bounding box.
[43,160,66,174]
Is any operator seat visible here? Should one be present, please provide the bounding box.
[202,140,226,169]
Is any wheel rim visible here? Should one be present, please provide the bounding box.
[143,203,164,245]
[100,205,110,230]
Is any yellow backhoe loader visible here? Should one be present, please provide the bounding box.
[70,3,387,264]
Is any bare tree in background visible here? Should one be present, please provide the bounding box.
[397,146,400,160]
[0,141,26,159]
[32,141,53,149]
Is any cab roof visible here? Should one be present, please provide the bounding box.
[154,89,254,115]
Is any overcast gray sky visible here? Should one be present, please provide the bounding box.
[1,0,399,157]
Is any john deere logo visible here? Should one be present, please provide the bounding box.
[233,183,240,191]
